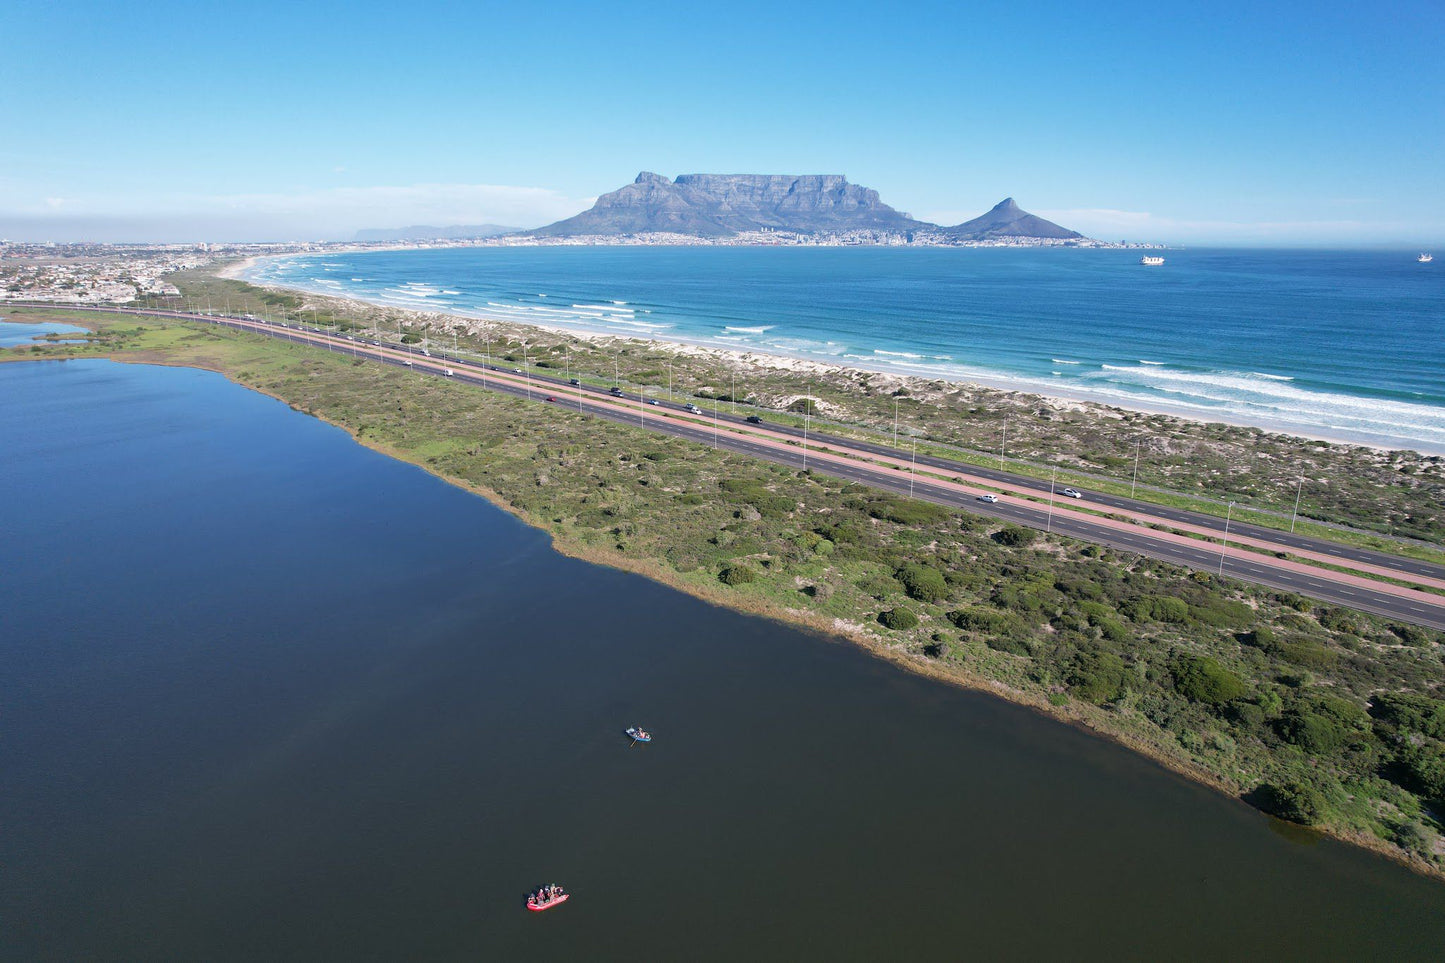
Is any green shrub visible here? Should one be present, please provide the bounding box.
[719,565,758,586]
[1226,700,1267,729]
[1259,781,1327,825]
[1056,578,1104,601]
[896,563,950,603]
[1390,623,1438,647]
[815,523,863,545]
[1276,711,1345,753]
[948,607,1023,635]
[992,525,1035,547]
[1277,593,1313,613]
[1244,625,1275,648]
[1370,693,1445,740]
[1393,744,1445,804]
[1275,639,1337,669]
[1095,618,1129,643]
[879,607,919,630]
[867,497,951,527]
[984,634,1033,656]
[1066,647,1133,704]
[1188,599,1255,628]
[1316,608,1357,633]
[1172,655,1248,705]
[1124,596,1190,624]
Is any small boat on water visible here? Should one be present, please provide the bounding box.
[1140,255,1165,266]
[527,886,569,912]
[626,726,652,743]
[1420,253,1434,263]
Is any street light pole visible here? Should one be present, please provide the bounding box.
[1131,437,1142,498]
[803,383,812,469]
[1000,419,1007,471]
[1290,475,1304,533]
[909,438,917,496]
[893,397,899,449]
[1219,501,1235,576]
[1047,466,1057,533]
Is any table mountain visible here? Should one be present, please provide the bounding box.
[529,172,930,237]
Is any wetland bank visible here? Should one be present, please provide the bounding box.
[5,355,1445,959]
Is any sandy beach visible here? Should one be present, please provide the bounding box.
[221,251,1428,456]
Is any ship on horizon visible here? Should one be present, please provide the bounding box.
[1140,255,1165,266]
[1420,253,1434,263]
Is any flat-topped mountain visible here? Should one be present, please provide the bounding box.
[530,172,930,237]
[527,173,1086,242]
[943,198,1081,240]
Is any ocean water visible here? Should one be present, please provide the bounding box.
[248,247,1445,452]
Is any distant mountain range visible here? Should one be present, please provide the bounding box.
[353,224,520,242]
[526,173,1083,240]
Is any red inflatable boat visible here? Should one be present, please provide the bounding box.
[527,891,570,912]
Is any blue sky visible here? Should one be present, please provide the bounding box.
[2,0,1441,244]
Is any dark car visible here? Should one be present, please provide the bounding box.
[545,395,557,402]
[745,415,763,424]
[610,387,625,396]
[569,378,581,386]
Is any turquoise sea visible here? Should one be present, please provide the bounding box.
[248,247,1445,452]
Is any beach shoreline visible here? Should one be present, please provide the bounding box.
[224,251,1433,455]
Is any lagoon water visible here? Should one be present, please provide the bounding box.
[0,318,87,347]
[3,358,1444,960]
[251,247,1445,453]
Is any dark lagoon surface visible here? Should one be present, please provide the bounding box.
[3,358,1443,961]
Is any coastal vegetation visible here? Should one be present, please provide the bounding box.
[153,268,1445,559]
[6,289,1445,878]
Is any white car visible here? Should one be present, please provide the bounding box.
[1062,488,1083,499]
[977,494,999,504]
